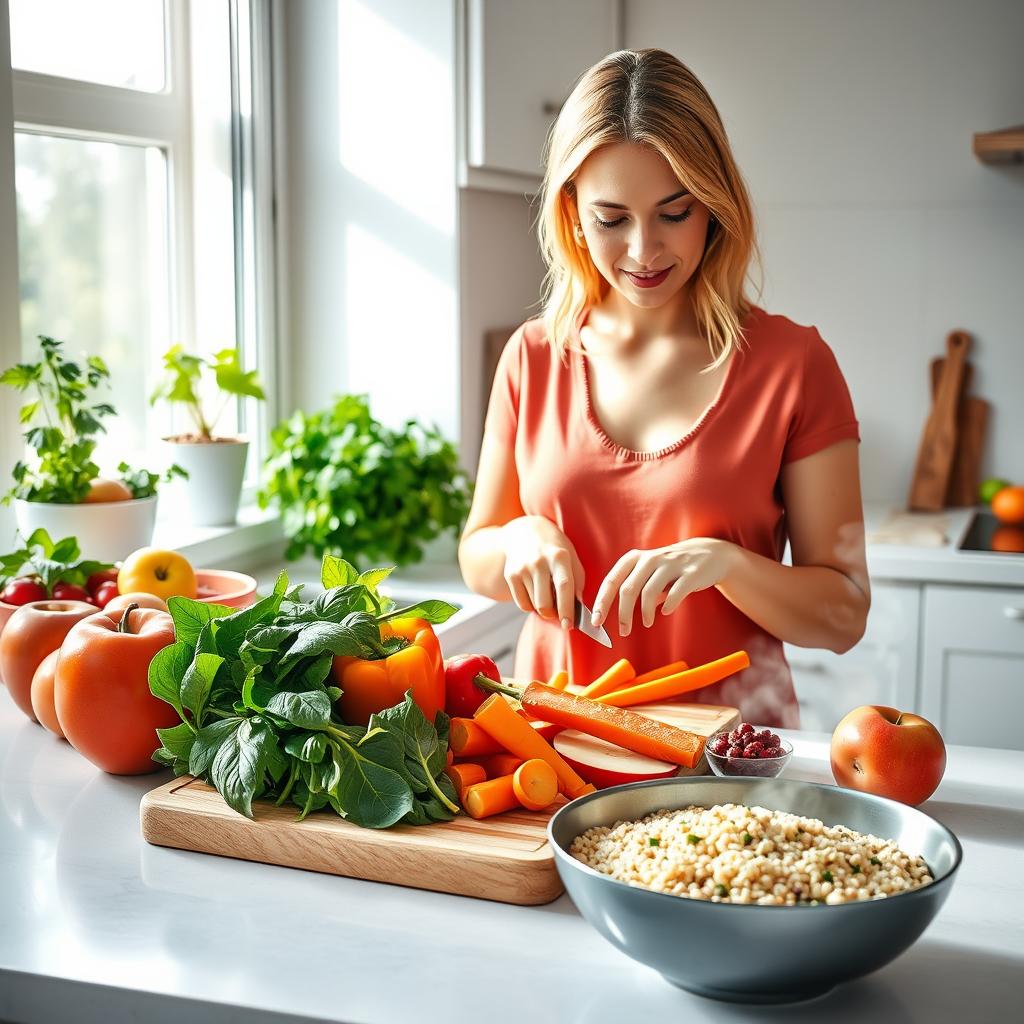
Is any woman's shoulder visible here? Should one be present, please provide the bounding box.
[742,306,837,370]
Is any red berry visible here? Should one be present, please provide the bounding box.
[93,581,120,607]
[727,745,744,759]
[710,736,730,755]
[1,577,47,605]
[727,730,742,745]
[738,723,755,736]
[744,741,765,758]
[52,582,91,603]
[761,747,782,759]
[756,729,773,745]
[768,733,781,747]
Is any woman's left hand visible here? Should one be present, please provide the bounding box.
[590,538,736,637]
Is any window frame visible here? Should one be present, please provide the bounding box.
[0,0,284,531]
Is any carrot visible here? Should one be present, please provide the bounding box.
[473,692,590,797]
[580,658,635,699]
[479,753,525,778]
[445,762,486,799]
[463,774,519,819]
[446,748,454,766]
[631,659,689,686]
[597,651,750,708]
[506,681,706,769]
[548,669,569,691]
[512,759,558,811]
[449,717,505,757]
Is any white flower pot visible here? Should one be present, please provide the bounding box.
[165,437,249,527]
[14,496,157,563]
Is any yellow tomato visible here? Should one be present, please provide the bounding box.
[117,547,197,601]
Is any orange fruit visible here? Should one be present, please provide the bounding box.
[84,478,134,503]
[991,485,1024,526]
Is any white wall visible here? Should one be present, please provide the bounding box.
[282,0,460,441]
[625,0,1024,503]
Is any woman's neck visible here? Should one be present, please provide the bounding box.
[588,284,700,352]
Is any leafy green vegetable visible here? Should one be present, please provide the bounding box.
[0,528,112,594]
[258,393,473,567]
[149,552,462,827]
[150,345,266,441]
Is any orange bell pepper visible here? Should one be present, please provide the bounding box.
[332,616,445,726]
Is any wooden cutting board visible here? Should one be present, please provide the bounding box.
[929,355,990,508]
[140,701,739,905]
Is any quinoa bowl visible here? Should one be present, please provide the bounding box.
[548,776,961,1004]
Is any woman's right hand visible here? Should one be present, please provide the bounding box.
[499,516,585,630]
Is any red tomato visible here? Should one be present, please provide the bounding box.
[86,568,120,596]
[52,582,91,603]
[55,605,178,775]
[93,581,120,607]
[1,577,47,606]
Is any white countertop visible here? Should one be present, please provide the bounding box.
[1,690,1021,1024]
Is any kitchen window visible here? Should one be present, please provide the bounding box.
[0,0,283,517]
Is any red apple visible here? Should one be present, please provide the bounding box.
[830,705,946,806]
[554,729,679,789]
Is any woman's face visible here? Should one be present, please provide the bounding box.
[572,141,712,308]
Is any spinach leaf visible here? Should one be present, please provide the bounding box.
[265,689,332,730]
[332,739,413,829]
[189,716,244,777]
[148,641,194,723]
[180,652,224,729]
[167,596,233,646]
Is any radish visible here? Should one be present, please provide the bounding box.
[553,728,679,789]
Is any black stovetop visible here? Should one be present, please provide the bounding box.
[958,511,1024,555]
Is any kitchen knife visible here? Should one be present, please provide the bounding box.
[573,596,612,647]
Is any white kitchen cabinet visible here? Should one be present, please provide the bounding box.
[458,0,622,191]
[920,584,1024,750]
[785,581,920,733]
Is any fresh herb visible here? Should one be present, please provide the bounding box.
[714,884,729,897]
[0,528,112,594]
[822,870,833,883]
[742,832,753,846]
[150,345,266,441]
[648,837,660,847]
[852,863,862,874]
[687,833,701,845]
[1,336,182,504]
[149,553,462,828]
[259,394,473,567]
[117,461,188,500]
[870,856,882,866]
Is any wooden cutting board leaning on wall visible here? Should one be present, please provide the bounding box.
[140,701,739,905]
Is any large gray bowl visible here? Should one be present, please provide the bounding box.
[548,776,961,1004]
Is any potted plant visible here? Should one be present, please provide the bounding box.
[150,345,266,527]
[259,393,473,568]
[1,336,184,562]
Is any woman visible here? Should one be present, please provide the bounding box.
[458,48,869,728]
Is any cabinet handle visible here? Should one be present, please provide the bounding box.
[1004,607,1024,621]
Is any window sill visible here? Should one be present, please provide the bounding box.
[152,503,285,569]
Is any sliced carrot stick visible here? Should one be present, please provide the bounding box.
[580,658,635,699]
[449,717,505,757]
[513,759,558,811]
[631,659,689,687]
[463,774,519,819]
[513,682,706,769]
[446,748,454,766]
[596,651,750,708]
[445,762,486,800]
[548,669,569,691]
[479,753,525,778]
[473,693,590,797]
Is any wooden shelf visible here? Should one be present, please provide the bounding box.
[973,124,1024,164]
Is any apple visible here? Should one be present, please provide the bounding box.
[554,728,679,789]
[117,547,197,602]
[830,705,946,806]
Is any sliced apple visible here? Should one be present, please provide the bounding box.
[553,728,679,789]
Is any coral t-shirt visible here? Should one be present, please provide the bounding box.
[482,305,860,729]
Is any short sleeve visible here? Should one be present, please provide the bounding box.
[783,329,860,464]
[482,324,526,444]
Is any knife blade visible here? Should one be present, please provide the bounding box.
[573,596,612,648]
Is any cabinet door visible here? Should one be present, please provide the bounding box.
[465,0,620,181]
[920,584,1024,750]
[784,582,920,733]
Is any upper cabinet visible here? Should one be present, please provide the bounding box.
[457,0,622,193]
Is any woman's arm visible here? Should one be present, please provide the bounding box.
[715,439,870,653]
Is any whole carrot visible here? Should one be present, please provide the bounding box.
[580,658,635,699]
[597,651,750,708]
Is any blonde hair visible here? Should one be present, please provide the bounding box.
[534,48,764,369]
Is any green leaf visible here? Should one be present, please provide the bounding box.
[264,689,331,729]
[167,596,233,646]
[189,716,244,777]
[332,739,413,829]
[156,722,196,763]
[321,554,359,590]
[148,641,194,720]
[284,731,328,764]
[180,652,224,728]
[212,348,266,400]
[211,591,284,657]
[381,599,460,625]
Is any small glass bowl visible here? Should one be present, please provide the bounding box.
[705,729,794,779]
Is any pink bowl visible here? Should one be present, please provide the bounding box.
[194,569,258,609]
